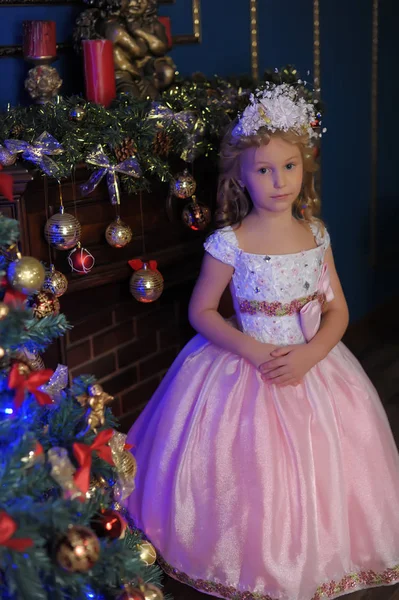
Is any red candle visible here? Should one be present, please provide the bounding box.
[23,21,56,62]
[83,40,116,108]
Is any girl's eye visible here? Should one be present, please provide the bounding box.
[286,163,296,170]
[258,167,270,174]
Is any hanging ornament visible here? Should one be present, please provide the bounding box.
[29,290,60,319]
[0,144,17,167]
[0,347,5,359]
[171,168,196,199]
[81,145,142,205]
[44,207,81,250]
[76,383,114,433]
[117,587,145,600]
[55,525,100,572]
[105,216,132,249]
[12,349,45,373]
[91,509,127,540]
[42,264,68,297]
[128,260,164,303]
[7,255,45,295]
[68,106,86,122]
[140,583,164,600]
[109,431,137,501]
[136,541,157,566]
[0,302,10,320]
[182,195,211,231]
[68,242,95,275]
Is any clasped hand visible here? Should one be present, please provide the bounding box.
[258,344,318,386]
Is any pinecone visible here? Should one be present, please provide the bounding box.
[10,123,24,138]
[115,137,137,162]
[153,130,172,157]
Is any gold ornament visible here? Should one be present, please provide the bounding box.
[0,144,17,166]
[25,65,62,104]
[106,217,133,248]
[129,263,164,303]
[55,525,100,572]
[13,348,45,372]
[140,583,164,600]
[7,256,45,295]
[42,264,68,297]
[76,383,114,433]
[137,541,157,566]
[68,106,86,122]
[0,347,5,359]
[87,475,110,498]
[171,169,196,199]
[44,208,81,250]
[182,195,211,231]
[29,290,60,319]
[109,431,137,501]
[0,302,10,320]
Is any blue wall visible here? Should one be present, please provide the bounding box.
[0,0,397,321]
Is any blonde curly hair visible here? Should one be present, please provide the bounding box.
[215,123,322,229]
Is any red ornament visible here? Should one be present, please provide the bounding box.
[91,509,127,540]
[68,243,95,275]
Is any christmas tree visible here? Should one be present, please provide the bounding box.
[0,211,166,600]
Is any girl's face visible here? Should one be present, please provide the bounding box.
[240,136,303,215]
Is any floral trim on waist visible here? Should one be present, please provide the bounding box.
[238,291,325,317]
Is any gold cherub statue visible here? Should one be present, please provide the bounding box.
[74,0,176,99]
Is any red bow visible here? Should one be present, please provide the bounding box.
[73,429,115,494]
[1,276,27,306]
[0,166,13,202]
[8,364,54,409]
[0,512,33,551]
[128,259,158,271]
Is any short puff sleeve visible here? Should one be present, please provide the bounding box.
[203,227,237,268]
[309,220,331,251]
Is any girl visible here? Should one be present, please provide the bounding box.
[124,81,399,600]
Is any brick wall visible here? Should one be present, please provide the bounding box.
[64,281,195,433]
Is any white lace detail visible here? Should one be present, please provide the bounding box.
[203,222,331,346]
[204,228,238,268]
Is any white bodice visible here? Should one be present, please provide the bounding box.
[204,221,330,345]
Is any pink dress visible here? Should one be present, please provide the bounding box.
[125,222,399,600]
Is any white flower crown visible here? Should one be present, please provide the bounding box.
[232,82,324,140]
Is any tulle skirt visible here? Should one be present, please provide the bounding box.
[125,334,399,600]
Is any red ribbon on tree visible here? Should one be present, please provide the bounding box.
[0,511,34,551]
[0,275,27,306]
[9,364,53,409]
[128,259,158,271]
[0,165,13,202]
[73,429,115,494]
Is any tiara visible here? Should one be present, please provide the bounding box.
[232,81,325,140]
